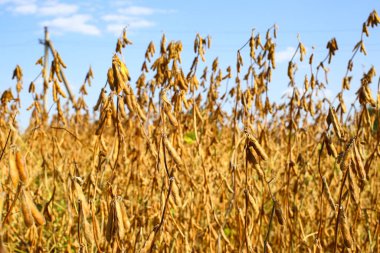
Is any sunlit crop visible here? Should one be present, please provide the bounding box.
[0,9,379,253]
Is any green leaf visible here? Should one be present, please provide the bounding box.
[224,227,231,237]
[373,116,378,133]
[184,131,196,144]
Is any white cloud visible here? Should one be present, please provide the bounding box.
[12,3,37,14]
[2,0,95,35]
[41,14,101,36]
[106,19,155,35]
[277,47,296,63]
[102,5,170,27]
[102,15,156,28]
[106,24,127,35]
[1,0,34,4]
[3,0,37,14]
[1,1,174,35]
[102,14,158,23]
[103,6,162,36]
[5,0,78,16]
[120,6,155,16]
[38,2,78,16]
[129,19,155,29]
[109,0,136,8]
[102,14,127,22]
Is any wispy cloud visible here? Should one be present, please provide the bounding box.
[12,2,37,14]
[102,5,174,35]
[38,2,78,16]
[1,0,35,5]
[0,1,175,36]
[2,0,35,15]
[120,6,156,16]
[102,14,129,22]
[276,47,296,63]
[102,13,156,34]
[106,19,155,34]
[106,24,126,35]
[40,14,101,36]
[128,19,155,29]
[8,0,78,16]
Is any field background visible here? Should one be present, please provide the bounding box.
[0,6,379,253]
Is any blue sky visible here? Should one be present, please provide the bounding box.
[0,0,379,127]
